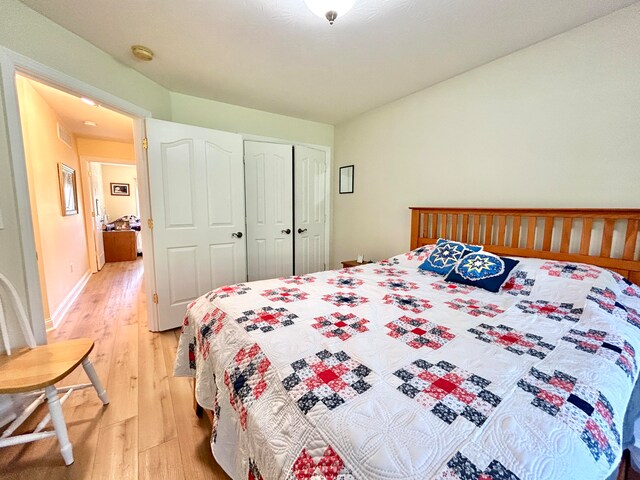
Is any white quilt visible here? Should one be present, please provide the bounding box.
[174,246,640,480]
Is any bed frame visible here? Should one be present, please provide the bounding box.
[410,207,640,285]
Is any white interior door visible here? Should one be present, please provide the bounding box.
[89,162,106,270]
[294,145,327,275]
[146,118,246,331]
[245,141,293,281]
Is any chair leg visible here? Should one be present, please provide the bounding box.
[44,386,74,466]
[82,358,109,405]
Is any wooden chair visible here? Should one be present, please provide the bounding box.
[0,272,109,465]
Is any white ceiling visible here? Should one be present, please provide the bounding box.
[20,0,637,124]
[23,76,134,143]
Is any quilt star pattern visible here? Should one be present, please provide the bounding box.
[223,343,271,429]
[312,313,370,341]
[282,350,373,415]
[540,261,602,280]
[175,250,640,480]
[206,283,251,300]
[561,328,637,379]
[281,275,317,285]
[260,287,309,303]
[236,306,299,333]
[386,316,455,350]
[445,298,504,318]
[392,359,502,427]
[515,299,583,322]
[378,279,420,291]
[383,294,432,313]
[502,270,536,297]
[468,323,554,359]
[327,276,365,289]
[518,367,620,465]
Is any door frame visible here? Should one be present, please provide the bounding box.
[241,134,332,272]
[0,46,158,341]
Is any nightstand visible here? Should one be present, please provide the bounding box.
[341,260,373,269]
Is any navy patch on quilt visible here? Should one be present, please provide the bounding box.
[206,283,251,300]
[383,293,433,313]
[236,306,299,333]
[518,367,620,465]
[540,261,601,281]
[446,298,505,318]
[312,313,369,341]
[260,287,309,303]
[322,291,369,308]
[327,276,364,289]
[515,299,583,322]
[281,274,316,285]
[431,281,476,295]
[502,270,536,297]
[282,350,372,415]
[611,272,640,298]
[392,359,502,427]
[223,343,271,430]
[434,451,520,480]
[561,328,637,379]
[587,286,640,329]
[468,323,554,359]
[378,279,419,291]
[248,458,264,480]
[386,316,455,350]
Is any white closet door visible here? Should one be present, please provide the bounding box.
[245,141,293,281]
[90,162,106,270]
[294,145,327,275]
[146,118,246,331]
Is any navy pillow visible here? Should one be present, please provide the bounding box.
[419,238,482,276]
[445,250,519,293]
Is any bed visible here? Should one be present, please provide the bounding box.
[174,207,640,480]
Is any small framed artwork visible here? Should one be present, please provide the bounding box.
[110,183,130,196]
[339,165,354,194]
[58,163,78,216]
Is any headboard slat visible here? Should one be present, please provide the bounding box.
[409,207,640,286]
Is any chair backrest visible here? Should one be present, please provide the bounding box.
[0,273,37,355]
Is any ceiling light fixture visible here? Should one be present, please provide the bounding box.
[131,45,154,61]
[304,0,356,24]
[80,97,98,107]
[83,121,97,127]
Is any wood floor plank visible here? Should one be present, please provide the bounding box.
[91,416,138,480]
[139,438,186,480]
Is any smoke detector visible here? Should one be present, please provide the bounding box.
[131,45,154,61]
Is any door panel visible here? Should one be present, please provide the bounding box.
[245,141,293,281]
[294,146,327,275]
[90,162,106,270]
[146,118,246,331]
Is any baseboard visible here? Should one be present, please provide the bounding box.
[49,270,91,330]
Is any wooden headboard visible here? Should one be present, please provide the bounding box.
[410,207,640,285]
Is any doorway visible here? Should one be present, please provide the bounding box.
[7,66,156,335]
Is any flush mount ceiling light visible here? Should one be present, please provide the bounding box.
[83,121,97,127]
[304,0,356,24]
[131,45,154,61]
[80,97,98,107]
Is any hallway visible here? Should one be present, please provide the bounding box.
[0,260,228,479]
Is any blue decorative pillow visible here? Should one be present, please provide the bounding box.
[418,238,482,276]
[445,250,519,293]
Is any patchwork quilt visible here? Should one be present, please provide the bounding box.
[174,246,640,480]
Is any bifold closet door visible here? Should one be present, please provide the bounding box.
[294,146,327,275]
[245,141,294,281]
[146,118,246,331]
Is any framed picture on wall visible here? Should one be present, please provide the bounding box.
[110,183,130,196]
[58,163,78,216]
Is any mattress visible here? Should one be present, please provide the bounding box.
[174,246,640,480]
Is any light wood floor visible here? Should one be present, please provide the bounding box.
[0,259,229,480]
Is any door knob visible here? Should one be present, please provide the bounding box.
[232,232,243,238]
[281,229,291,235]
[298,228,307,234]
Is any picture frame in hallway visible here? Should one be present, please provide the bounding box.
[58,163,78,216]
[110,183,130,196]
[339,165,354,194]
